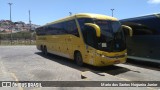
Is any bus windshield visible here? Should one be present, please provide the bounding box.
[95,20,126,52]
[78,18,126,52]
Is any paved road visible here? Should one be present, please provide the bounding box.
[0,46,159,90]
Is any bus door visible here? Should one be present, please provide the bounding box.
[64,20,79,58]
[84,26,97,64]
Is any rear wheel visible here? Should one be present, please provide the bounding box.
[75,52,83,66]
[41,46,45,54]
[43,46,48,55]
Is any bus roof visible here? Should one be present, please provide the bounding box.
[43,13,118,27]
[120,13,160,34]
[120,13,160,22]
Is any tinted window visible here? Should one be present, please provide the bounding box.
[78,18,93,31]
[133,29,153,35]
[44,22,66,35]
[36,20,79,36]
[64,20,79,37]
[53,23,66,35]
[45,26,53,35]
[85,26,96,48]
[78,18,93,39]
[36,27,46,36]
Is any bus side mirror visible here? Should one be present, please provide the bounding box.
[84,23,101,37]
[122,25,133,37]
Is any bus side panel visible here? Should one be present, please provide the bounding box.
[47,35,72,59]
[66,34,86,60]
[127,35,160,60]
[36,36,46,50]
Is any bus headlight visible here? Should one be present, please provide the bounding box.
[95,53,102,57]
[95,52,107,58]
[101,55,105,58]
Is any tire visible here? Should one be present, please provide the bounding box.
[75,52,83,66]
[43,46,48,56]
[41,46,45,54]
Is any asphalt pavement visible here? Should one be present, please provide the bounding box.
[0,46,159,90]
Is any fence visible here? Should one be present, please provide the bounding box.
[0,31,36,45]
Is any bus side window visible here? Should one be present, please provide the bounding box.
[45,26,52,35]
[49,23,65,35]
[36,28,40,36]
[134,29,153,35]
[66,20,79,37]
[38,27,45,35]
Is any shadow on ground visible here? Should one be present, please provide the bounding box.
[126,59,160,71]
[35,52,131,76]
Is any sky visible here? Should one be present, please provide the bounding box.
[0,0,160,25]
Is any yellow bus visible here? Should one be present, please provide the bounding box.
[36,13,132,66]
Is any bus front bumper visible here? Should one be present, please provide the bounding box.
[92,50,127,66]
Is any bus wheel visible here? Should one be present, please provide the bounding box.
[75,52,83,66]
[43,46,48,55]
[41,46,45,54]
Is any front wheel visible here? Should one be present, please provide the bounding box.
[75,52,83,66]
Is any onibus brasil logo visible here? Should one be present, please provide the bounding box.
[1,81,42,87]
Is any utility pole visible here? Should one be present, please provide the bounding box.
[29,10,32,44]
[29,10,32,31]
[0,34,1,45]
[8,3,13,45]
[111,9,114,17]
